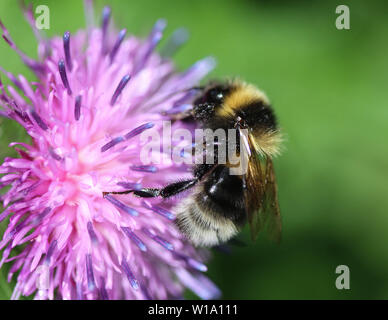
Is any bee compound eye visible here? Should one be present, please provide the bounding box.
[207,87,225,103]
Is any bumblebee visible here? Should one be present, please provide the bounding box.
[106,80,283,247]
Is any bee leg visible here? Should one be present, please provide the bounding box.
[102,190,134,197]
[102,172,207,198]
[110,164,217,199]
[102,188,160,198]
[133,179,198,198]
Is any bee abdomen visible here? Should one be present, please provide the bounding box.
[175,196,239,247]
[201,165,247,226]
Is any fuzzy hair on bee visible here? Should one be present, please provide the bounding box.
[175,190,240,247]
[172,79,283,246]
[103,79,283,247]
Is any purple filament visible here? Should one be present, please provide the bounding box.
[133,19,166,74]
[30,110,48,131]
[76,282,83,300]
[14,109,31,124]
[110,75,131,106]
[163,104,192,115]
[161,28,189,58]
[2,34,13,47]
[99,277,109,300]
[85,254,96,290]
[124,122,154,140]
[63,31,73,71]
[32,206,51,225]
[110,29,126,63]
[143,228,174,251]
[74,95,82,121]
[130,165,157,173]
[117,182,142,190]
[45,240,57,264]
[87,222,98,244]
[49,148,62,161]
[174,252,207,272]
[104,194,138,216]
[121,260,139,290]
[142,202,175,221]
[187,258,208,272]
[58,60,72,95]
[0,66,23,89]
[20,181,41,196]
[121,227,147,252]
[101,123,154,153]
[101,136,125,152]
[39,207,52,218]
[101,6,111,54]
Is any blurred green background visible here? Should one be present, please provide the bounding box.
[0,0,388,299]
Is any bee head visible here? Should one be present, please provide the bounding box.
[203,85,230,104]
[192,83,233,121]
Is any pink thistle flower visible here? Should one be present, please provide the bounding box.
[0,3,219,300]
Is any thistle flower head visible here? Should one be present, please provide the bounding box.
[0,3,219,300]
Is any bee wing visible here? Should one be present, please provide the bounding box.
[239,129,282,242]
[261,156,282,242]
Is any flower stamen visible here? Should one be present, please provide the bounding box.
[86,254,96,291]
[110,74,131,106]
[74,95,82,121]
[87,222,98,244]
[104,194,139,217]
[143,228,174,251]
[121,260,139,290]
[63,31,73,71]
[101,136,125,153]
[121,227,147,252]
[161,28,189,58]
[130,165,157,173]
[30,110,48,131]
[142,201,175,221]
[124,122,154,140]
[99,277,109,300]
[58,60,72,95]
[45,240,57,265]
[101,6,111,54]
[110,29,126,63]
[117,182,142,190]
